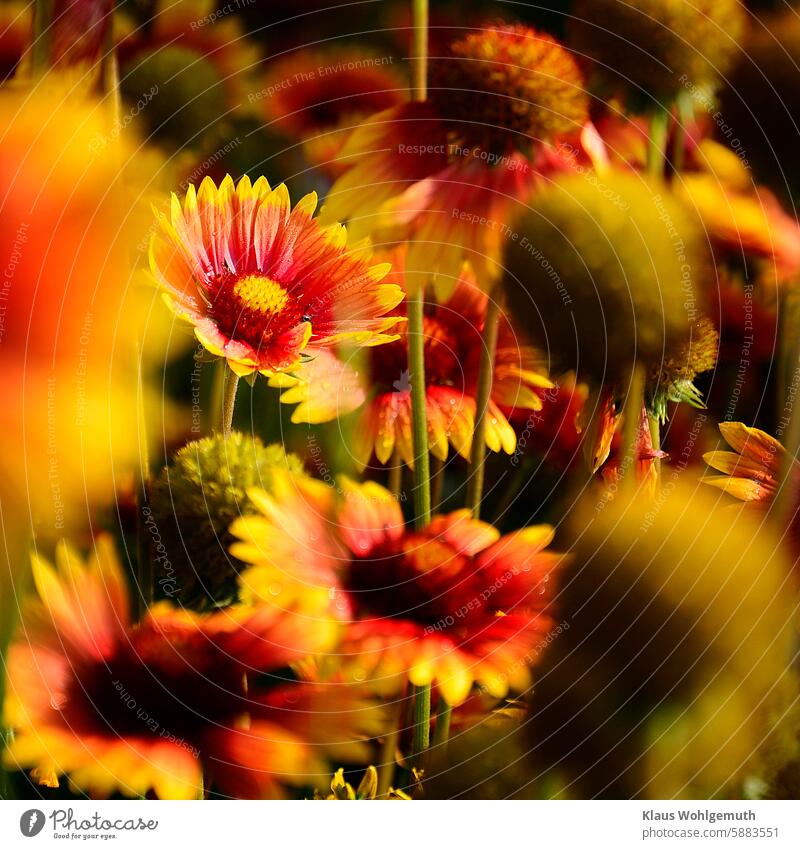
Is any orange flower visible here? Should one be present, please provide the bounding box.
[676,174,800,285]
[259,47,407,175]
[270,255,553,466]
[321,23,594,294]
[149,175,404,377]
[3,535,382,799]
[599,406,667,494]
[703,422,788,503]
[234,476,564,705]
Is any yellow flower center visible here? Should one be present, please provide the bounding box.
[405,537,464,577]
[233,275,290,315]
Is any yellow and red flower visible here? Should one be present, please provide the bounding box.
[702,422,800,559]
[320,23,594,295]
[149,175,404,377]
[233,476,564,706]
[270,255,553,466]
[3,535,382,799]
[675,174,800,286]
[703,422,789,504]
[599,406,667,494]
[259,47,407,176]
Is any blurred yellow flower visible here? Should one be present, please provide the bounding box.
[0,82,162,540]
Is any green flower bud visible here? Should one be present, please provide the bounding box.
[570,0,747,102]
[148,432,305,610]
[503,172,710,390]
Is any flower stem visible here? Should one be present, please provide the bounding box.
[136,489,152,620]
[407,0,431,531]
[410,683,431,768]
[32,0,54,73]
[378,695,406,797]
[466,295,502,518]
[647,106,669,179]
[432,698,452,748]
[619,364,645,487]
[407,0,432,772]
[388,451,403,501]
[410,0,428,100]
[648,411,662,486]
[671,93,692,175]
[217,366,239,438]
[408,288,431,529]
[135,342,152,617]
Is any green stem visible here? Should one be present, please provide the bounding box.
[217,367,240,438]
[408,288,431,529]
[410,0,428,100]
[208,358,225,433]
[671,93,693,176]
[32,0,54,74]
[647,106,670,179]
[778,290,800,419]
[410,683,431,768]
[135,343,152,618]
[136,487,152,620]
[466,296,502,518]
[432,698,452,749]
[648,411,661,486]
[377,696,405,797]
[407,0,432,774]
[98,0,118,98]
[619,364,645,487]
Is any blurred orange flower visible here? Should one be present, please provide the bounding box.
[703,422,788,503]
[0,82,160,541]
[3,534,382,799]
[233,475,564,705]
